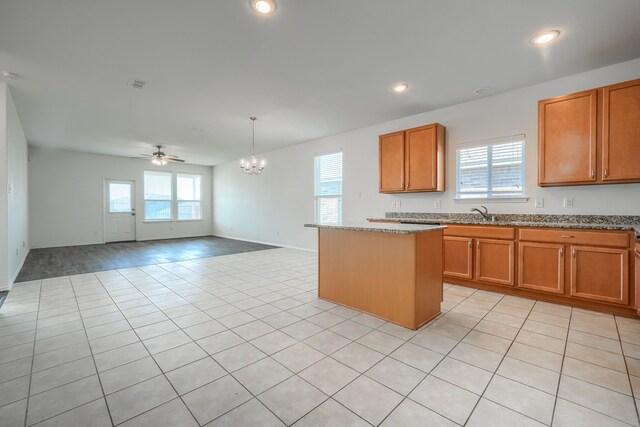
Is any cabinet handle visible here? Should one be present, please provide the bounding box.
[477,241,480,249]
[560,247,564,256]
[604,169,609,178]
[591,170,595,179]
[468,241,472,248]
[572,248,576,258]
[561,235,574,238]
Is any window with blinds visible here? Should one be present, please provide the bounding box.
[456,135,525,199]
[314,152,343,223]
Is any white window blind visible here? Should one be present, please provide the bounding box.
[456,135,525,199]
[314,152,343,223]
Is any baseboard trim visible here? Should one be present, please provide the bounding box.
[7,248,30,290]
[212,234,317,253]
[134,233,212,242]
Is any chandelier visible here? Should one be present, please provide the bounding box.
[240,117,266,175]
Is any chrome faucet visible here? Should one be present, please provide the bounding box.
[471,206,490,221]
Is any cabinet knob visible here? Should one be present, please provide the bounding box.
[468,241,472,248]
[604,169,609,178]
[560,247,564,256]
[572,248,576,257]
[591,170,595,179]
[477,241,480,249]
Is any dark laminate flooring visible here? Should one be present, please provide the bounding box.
[15,236,278,282]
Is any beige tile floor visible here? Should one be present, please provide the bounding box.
[0,248,639,426]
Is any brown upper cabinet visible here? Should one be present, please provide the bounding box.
[379,123,445,193]
[538,78,640,186]
[602,79,640,182]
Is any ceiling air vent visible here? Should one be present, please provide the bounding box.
[127,78,148,89]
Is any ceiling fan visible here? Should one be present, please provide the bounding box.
[133,145,185,165]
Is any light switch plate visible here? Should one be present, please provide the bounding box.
[434,200,442,209]
[535,198,544,208]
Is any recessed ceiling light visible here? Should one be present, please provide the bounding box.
[250,0,276,15]
[392,82,409,93]
[473,87,491,95]
[1,71,23,80]
[531,30,560,45]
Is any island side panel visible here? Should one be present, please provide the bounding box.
[318,228,417,328]
[415,229,443,328]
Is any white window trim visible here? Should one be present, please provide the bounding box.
[176,173,203,221]
[455,134,527,202]
[314,151,343,224]
[144,170,173,221]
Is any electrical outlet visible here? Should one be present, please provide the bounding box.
[563,197,574,208]
[356,191,362,199]
[535,198,544,208]
[434,200,442,209]
[396,200,401,208]
[391,201,396,208]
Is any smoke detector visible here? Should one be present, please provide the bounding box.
[127,78,149,89]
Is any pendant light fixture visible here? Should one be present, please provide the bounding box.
[240,117,266,175]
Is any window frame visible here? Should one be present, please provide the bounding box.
[143,170,174,221]
[176,173,202,221]
[454,134,528,203]
[314,151,343,223]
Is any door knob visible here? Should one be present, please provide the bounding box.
[131,213,136,216]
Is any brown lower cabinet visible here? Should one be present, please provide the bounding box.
[442,224,637,316]
[635,244,640,315]
[443,226,514,287]
[475,239,514,286]
[518,242,565,294]
[570,245,629,305]
[443,237,473,279]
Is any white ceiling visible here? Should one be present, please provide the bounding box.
[1,0,639,166]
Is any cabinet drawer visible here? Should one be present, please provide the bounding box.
[444,225,515,240]
[519,228,629,248]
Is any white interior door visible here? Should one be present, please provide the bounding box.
[105,180,136,242]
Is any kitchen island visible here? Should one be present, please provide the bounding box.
[305,222,446,330]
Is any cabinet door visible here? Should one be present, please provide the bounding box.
[634,249,639,315]
[475,239,514,286]
[602,79,640,182]
[406,125,437,191]
[538,90,597,185]
[443,236,473,279]
[379,131,405,192]
[570,246,629,305]
[518,242,565,294]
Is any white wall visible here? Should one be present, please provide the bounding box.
[29,147,213,249]
[0,83,8,289]
[0,83,29,290]
[213,58,640,251]
[7,88,29,284]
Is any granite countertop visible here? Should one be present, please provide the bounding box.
[304,222,447,234]
[369,213,640,233]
